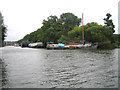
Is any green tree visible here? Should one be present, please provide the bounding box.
[36,28,44,42]
[103,13,115,33]
[19,13,81,43]
[21,34,30,42]
[41,15,62,43]
[42,15,58,31]
[84,22,98,30]
[0,12,7,47]
[60,12,81,33]
[57,35,69,43]
[58,26,82,42]
[68,27,82,41]
[85,25,110,43]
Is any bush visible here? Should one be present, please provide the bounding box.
[98,43,114,49]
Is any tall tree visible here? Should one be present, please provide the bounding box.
[60,13,81,33]
[41,15,60,43]
[0,12,7,47]
[103,13,115,33]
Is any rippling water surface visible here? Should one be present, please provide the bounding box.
[0,46,118,88]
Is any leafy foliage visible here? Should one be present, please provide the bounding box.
[0,12,7,46]
[60,13,81,33]
[58,26,82,42]
[103,13,115,33]
[58,23,113,44]
[18,13,119,49]
[85,25,112,43]
[19,12,81,43]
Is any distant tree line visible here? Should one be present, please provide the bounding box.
[0,12,7,47]
[18,12,120,49]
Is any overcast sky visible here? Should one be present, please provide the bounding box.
[0,0,119,41]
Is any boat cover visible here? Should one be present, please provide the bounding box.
[58,43,64,47]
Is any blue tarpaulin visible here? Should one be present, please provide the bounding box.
[58,43,64,47]
[75,40,86,43]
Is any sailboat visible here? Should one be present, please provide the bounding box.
[63,13,97,49]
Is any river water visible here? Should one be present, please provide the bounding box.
[0,46,119,88]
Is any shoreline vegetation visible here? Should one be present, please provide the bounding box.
[0,12,7,47]
[14,12,120,49]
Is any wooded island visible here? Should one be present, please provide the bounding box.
[18,12,120,49]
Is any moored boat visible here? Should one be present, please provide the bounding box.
[28,42,43,48]
[46,41,98,50]
[21,42,30,47]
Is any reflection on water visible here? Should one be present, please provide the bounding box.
[0,46,118,88]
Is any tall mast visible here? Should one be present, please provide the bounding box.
[82,13,84,45]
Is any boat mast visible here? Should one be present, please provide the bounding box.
[82,13,84,45]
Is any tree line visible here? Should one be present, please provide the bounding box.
[18,12,120,49]
[0,12,7,47]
